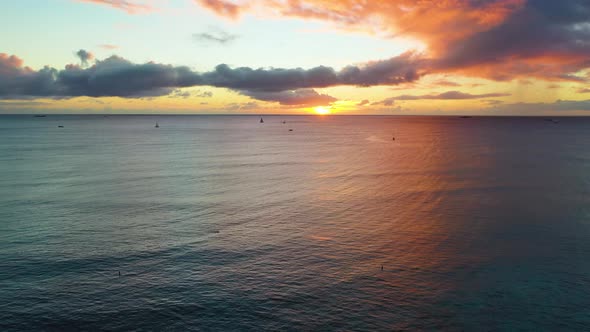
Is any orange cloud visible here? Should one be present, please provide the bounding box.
[74,0,154,14]
[194,0,524,51]
[194,0,246,19]
[0,53,25,73]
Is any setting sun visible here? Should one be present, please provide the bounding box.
[314,106,331,115]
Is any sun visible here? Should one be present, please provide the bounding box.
[314,106,331,115]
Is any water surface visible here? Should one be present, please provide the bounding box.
[1,115,590,330]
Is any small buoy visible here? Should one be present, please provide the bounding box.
[381,265,384,271]
[118,271,121,276]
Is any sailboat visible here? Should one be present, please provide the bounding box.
[260,117,264,123]
[155,122,159,128]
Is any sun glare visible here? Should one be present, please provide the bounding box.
[314,106,331,115]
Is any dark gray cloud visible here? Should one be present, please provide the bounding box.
[0,53,60,98]
[196,90,213,97]
[193,27,239,45]
[0,51,423,103]
[56,56,202,97]
[202,51,423,91]
[76,49,94,67]
[434,0,590,81]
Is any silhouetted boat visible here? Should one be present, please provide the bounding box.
[260,117,264,123]
[33,115,46,118]
[57,125,64,128]
[155,122,159,128]
[544,118,559,124]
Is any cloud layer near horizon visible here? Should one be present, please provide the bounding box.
[0,51,426,106]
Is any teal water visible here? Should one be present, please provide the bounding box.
[1,115,590,331]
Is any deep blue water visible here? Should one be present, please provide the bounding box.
[1,115,590,331]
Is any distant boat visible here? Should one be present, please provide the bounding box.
[289,129,293,132]
[155,122,159,128]
[57,125,64,128]
[544,118,559,124]
[460,116,472,119]
[33,115,46,118]
[260,117,264,123]
[282,121,286,124]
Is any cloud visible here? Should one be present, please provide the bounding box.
[0,53,200,98]
[578,88,590,93]
[196,90,213,97]
[0,52,354,105]
[169,89,213,98]
[490,99,590,112]
[74,0,153,14]
[194,0,243,19]
[380,91,510,101]
[374,97,395,106]
[0,53,60,99]
[240,88,336,106]
[202,51,424,90]
[226,101,259,110]
[432,1,590,81]
[192,0,590,83]
[76,49,94,67]
[193,27,239,45]
[169,89,192,98]
[98,44,119,50]
[357,99,369,106]
[434,79,461,87]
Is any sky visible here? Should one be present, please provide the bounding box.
[1,0,590,115]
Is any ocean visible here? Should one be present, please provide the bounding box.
[1,115,590,331]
